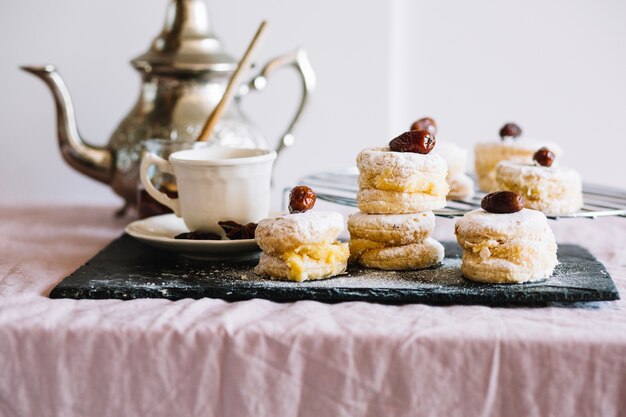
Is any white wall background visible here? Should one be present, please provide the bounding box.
[1,0,625,206]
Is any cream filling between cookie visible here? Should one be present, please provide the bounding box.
[463,237,556,267]
[348,239,387,261]
[497,178,580,200]
[282,242,349,279]
[360,168,448,195]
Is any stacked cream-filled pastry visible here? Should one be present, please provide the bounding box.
[410,117,474,200]
[495,147,582,214]
[475,122,562,193]
[436,143,475,200]
[349,127,447,270]
[455,191,558,283]
[254,186,349,282]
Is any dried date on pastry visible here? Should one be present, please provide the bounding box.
[389,130,436,154]
[499,123,522,140]
[218,221,258,240]
[175,231,221,240]
[481,191,524,213]
[289,185,317,213]
[533,147,555,167]
[410,117,437,135]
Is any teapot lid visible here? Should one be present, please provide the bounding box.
[132,0,237,73]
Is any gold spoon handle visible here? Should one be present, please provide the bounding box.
[197,21,269,142]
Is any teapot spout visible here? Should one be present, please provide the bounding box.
[21,65,113,185]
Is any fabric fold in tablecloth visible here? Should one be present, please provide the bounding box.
[0,205,625,417]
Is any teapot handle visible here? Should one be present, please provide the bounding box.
[239,48,316,158]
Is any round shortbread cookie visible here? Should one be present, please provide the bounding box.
[495,161,583,214]
[460,238,557,283]
[447,173,475,201]
[474,140,562,192]
[347,211,435,245]
[454,208,558,283]
[435,142,467,178]
[455,208,554,244]
[357,147,448,178]
[254,252,348,282]
[357,188,447,214]
[255,211,344,255]
[351,237,444,270]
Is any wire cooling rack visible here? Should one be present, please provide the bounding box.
[296,167,626,220]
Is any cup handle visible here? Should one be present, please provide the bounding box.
[140,154,181,216]
[238,48,316,158]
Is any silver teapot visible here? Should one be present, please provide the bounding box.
[22,0,315,214]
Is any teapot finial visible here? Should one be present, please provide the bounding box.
[132,0,236,73]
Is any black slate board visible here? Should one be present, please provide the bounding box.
[50,234,620,305]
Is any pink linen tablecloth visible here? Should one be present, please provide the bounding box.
[1,205,625,417]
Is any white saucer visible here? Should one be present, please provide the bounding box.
[125,214,260,260]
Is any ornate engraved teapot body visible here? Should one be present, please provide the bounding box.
[21,0,315,211]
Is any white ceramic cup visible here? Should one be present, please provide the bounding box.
[140,147,277,235]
